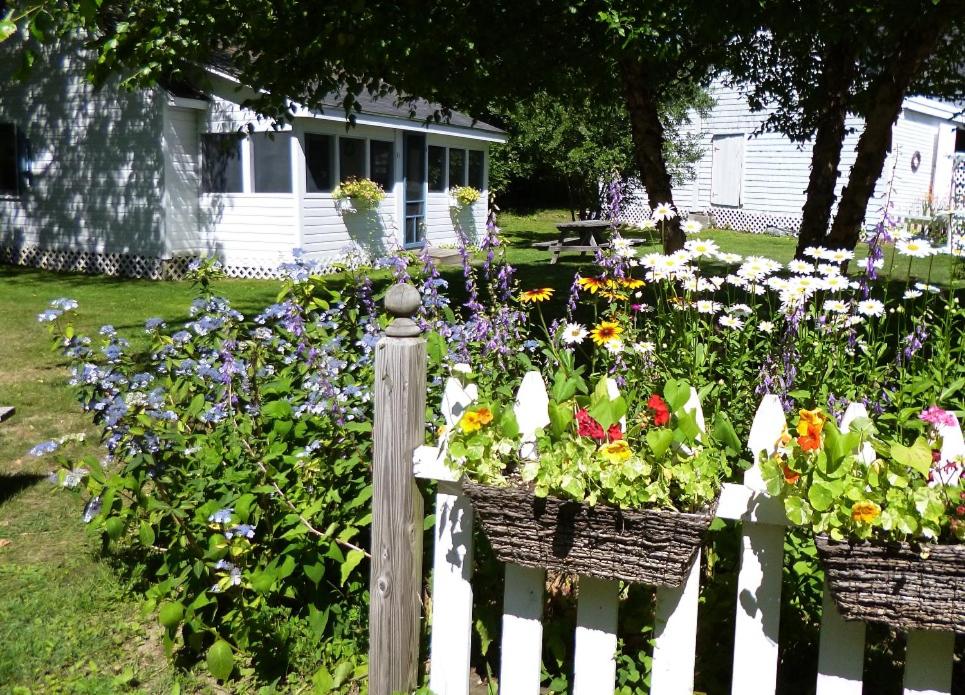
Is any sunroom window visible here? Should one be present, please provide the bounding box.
[339,137,366,180]
[0,123,19,195]
[448,148,466,187]
[468,150,485,190]
[252,132,292,193]
[201,133,244,193]
[305,134,334,192]
[428,145,446,192]
[369,140,394,190]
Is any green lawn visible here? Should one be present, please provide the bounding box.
[0,210,959,692]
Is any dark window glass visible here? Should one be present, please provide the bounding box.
[201,133,244,193]
[339,137,366,181]
[427,145,446,192]
[448,148,466,187]
[252,132,292,193]
[468,150,485,190]
[369,140,394,189]
[305,133,333,193]
[0,123,18,194]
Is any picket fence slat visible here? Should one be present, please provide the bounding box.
[499,564,546,695]
[573,576,619,695]
[650,551,702,695]
[815,588,866,695]
[903,630,955,695]
[428,481,475,695]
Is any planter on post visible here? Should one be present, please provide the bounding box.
[369,283,426,695]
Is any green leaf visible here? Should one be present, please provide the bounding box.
[262,399,293,419]
[158,602,184,630]
[890,437,933,477]
[105,517,124,541]
[139,522,155,547]
[304,562,325,586]
[206,640,234,681]
[499,407,520,438]
[712,412,741,453]
[548,401,573,438]
[807,482,834,512]
[663,379,691,411]
[340,549,365,585]
[646,428,674,459]
[0,20,16,43]
[784,496,812,526]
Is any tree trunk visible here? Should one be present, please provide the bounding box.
[620,58,684,252]
[795,42,854,257]
[826,14,949,250]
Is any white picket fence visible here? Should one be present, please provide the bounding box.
[411,374,964,695]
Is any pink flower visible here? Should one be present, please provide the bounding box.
[920,406,957,429]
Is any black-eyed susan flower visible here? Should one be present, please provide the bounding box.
[590,320,623,346]
[519,287,554,303]
[577,277,606,294]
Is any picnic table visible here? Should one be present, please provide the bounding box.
[532,220,615,264]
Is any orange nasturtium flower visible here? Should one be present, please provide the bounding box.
[577,276,606,294]
[851,500,881,524]
[782,463,801,485]
[796,408,827,452]
[459,407,494,434]
[519,287,554,303]
[599,440,632,464]
[590,320,623,346]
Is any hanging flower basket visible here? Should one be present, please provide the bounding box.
[815,536,965,632]
[462,479,718,587]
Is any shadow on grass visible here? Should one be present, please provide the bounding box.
[0,473,47,505]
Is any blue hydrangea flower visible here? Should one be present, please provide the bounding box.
[50,298,78,311]
[225,524,255,540]
[171,330,192,345]
[144,317,166,332]
[37,309,62,323]
[29,440,60,456]
[208,508,233,524]
[99,324,117,337]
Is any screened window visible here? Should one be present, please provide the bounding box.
[369,140,394,189]
[448,148,466,187]
[468,150,485,190]
[305,133,334,193]
[252,132,292,193]
[201,133,244,193]
[339,137,366,180]
[0,123,19,195]
[427,145,446,192]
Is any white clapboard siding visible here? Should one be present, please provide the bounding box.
[414,387,964,695]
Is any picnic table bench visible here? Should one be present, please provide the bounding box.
[533,220,644,264]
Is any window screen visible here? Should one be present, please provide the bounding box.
[427,146,446,192]
[468,150,485,190]
[305,133,333,193]
[369,140,394,189]
[448,148,466,187]
[201,133,244,193]
[252,132,292,193]
[339,137,366,181]
[0,123,18,195]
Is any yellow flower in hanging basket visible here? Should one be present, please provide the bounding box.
[599,440,632,464]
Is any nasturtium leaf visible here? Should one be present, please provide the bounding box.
[646,428,674,460]
[890,437,933,477]
[807,482,834,512]
[784,496,812,526]
[663,379,690,411]
[547,401,572,438]
[158,601,184,629]
[206,640,234,681]
[499,407,520,438]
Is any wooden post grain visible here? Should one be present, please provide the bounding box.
[369,283,426,695]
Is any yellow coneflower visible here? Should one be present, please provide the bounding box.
[577,277,606,294]
[590,320,623,346]
[620,277,645,289]
[519,287,554,303]
[600,289,628,302]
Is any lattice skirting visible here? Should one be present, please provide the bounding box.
[706,208,801,235]
[0,244,286,280]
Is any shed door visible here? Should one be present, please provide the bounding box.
[711,134,744,207]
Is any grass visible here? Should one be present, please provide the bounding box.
[0,209,959,692]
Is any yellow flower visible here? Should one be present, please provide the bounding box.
[600,289,628,301]
[851,500,881,524]
[796,408,827,437]
[620,277,645,289]
[577,277,606,294]
[459,407,494,434]
[590,320,623,345]
[520,287,554,303]
[599,440,632,464]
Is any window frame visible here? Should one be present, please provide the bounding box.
[200,132,246,194]
[368,139,395,191]
[427,145,447,193]
[448,147,467,188]
[0,122,22,197]
[304,132,335,194]
[250,131,293,194]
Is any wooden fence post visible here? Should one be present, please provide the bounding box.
[369,283,426,695]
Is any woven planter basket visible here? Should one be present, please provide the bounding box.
[815,535,965,632]
[461,479,717,587]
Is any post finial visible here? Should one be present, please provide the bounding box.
[384,282,423,337]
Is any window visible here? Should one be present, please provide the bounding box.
[0,123,19,195]
[448,148,466,187]
[369,140,394,189]
[468,150,485,190]
[201,133,244,193]
[427,146,446,192]
[252,132,292,193]
[339,137,366,180]
[305,133,334,193]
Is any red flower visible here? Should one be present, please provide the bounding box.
[575,408,622,442]
[647,394,671,426]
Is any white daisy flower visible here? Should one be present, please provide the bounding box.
[696,278,719,292]
[640,252,664,269]
[726,274,748,288]
[652,203,677,221]
[715,252,743,264]
[728,303,753,315]
[682,276,699,292]
[683,219,703,234]
[604,338,625,354]
[632,341,656,354]
[639,219,657,230]
[684,238,719,257]
[857,299,885,317]
[758,321,775,334]
[767,276,791,292]
[846,316,864,327]
[719,315,744,329]
[817,263,841,277]
[890,229,912,242]
[803,246,828,259]
[561,323,588,345]
[825,249,854,263]
[903,289,923,299]
[824,299,849,313]
[914,282,941,294]
[787,259,813,274]
[896,239,935,258]
[696,299,722,314]
[822,275,850,292]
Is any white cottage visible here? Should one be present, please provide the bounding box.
[0,40,505,278]
[623,82,965,234]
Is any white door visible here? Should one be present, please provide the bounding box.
[711,134,744,207]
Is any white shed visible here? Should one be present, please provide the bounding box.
[623,81,965,234]
[0,39,505,279]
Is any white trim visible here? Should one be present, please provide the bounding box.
[166,94,210,111]
[903,96,965,125]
